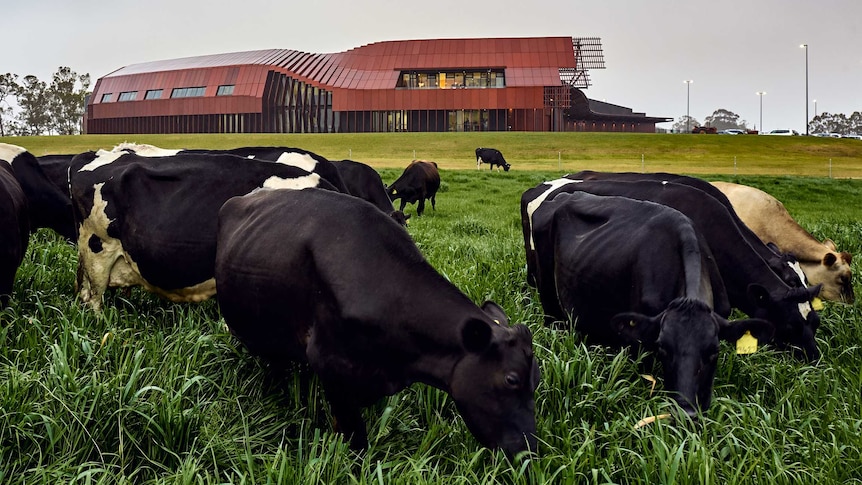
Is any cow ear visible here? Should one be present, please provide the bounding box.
[718,317,774,343]
[462,318,492,353]
[480,300,509,326]
[823,239,837,251]
[746,284,771,308]
[611,312,660,345]
[822,253,837,267]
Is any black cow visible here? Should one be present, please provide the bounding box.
[215,187,540,457]
[0,144,77,241]
[521,178,822,361]
[69,149,336,311]
[567,170,807,289]
[529,191,773,415]
[0,159,29,307]
[476,148,510,171]
[332,159,408,225]
[112,143,349,194]
[387,160,440,216]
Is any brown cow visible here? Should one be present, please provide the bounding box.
[710,181,853,303]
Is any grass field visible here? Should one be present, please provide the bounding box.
[1,134,861,484]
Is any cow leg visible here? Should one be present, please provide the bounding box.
[323,382,368,450]
[430,194,436,211]
[417,198,425,216]
[477,159,481,170]
[398,200,407,213]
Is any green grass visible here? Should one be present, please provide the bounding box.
[1,135,861,483]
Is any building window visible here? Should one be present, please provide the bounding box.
[100,93,112,102]
[170,86,206,98]
[118,91,138,101]
[397,70,504,89]
[216,85,235,96]
[145,89,163,100]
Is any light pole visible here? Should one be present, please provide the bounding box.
[683,80,693,133]
[801,44,809,135]
[757,91,766,133]
[813,99,817,118]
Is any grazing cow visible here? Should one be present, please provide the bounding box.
[567,170,807,289]
[215,187,540,457]
[69,150,336,311]
[476,148,510,171]
[332,159,408,225]
[529,191,773,415]
[711,181,854,303]
[0,144,77,241]
[387,160,440,216]
[112,143,349,193]
[521,178,823,361]
[0,160,29,307]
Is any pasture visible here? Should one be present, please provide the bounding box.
[1,133,861,484]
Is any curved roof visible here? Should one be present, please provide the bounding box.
[101,37,578,91]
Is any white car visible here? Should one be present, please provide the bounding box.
[719,129,746,135]
[842,133,862,140]
[763,129,799,136]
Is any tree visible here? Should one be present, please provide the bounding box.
[0,73,18,137]
[703,109,748,131]
[671,115,700,133]
[48,67,90,135]
[15,75,51,135]
[809,112,862,135]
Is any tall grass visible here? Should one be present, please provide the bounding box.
[1,163,860,482]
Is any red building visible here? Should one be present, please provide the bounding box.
[86,37,670,134]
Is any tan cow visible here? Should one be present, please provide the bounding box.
[710,181,853,303]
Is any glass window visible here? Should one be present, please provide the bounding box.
[118,91,137,101]
[100,93,112,102]
[145,89,163,100]
[170,86,206,98]
[216,85,234,96]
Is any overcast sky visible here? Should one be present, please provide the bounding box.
[6,0,860,133]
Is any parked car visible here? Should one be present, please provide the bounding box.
[763,129,799,136]
[842,133,862,140]
[719,129,746,135]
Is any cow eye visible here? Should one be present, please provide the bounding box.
[504,373,520,388]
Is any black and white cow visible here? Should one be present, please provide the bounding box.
[215,187,540,457]
[0,144,77,241]
[332,159,408,225]
[112,143,349,193]
[69,149,336,311]
[0,158,29,307]
[567,170,808,289]
[521,178,823,361]
[387,160,440,216]
[476,147,510,171]
[529,191,773,415]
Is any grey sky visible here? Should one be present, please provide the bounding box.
[6,0,861,133]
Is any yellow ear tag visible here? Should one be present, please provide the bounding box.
[812,297,824,311]
[493,319,501,326]
[736,331,758,355]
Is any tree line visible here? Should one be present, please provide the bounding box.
[669,108,862,135]
[0,67,91,137]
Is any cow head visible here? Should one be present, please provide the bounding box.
[746,283,822,362]
[449,301,540,459]
[503,163,511,172]
[612,298,774,417]
[801,250,854,304]
[389,210,410,226]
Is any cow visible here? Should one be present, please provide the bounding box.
[476,148,510,171]
[387,160,440,216]
[0,144,77,241]
[521,178,823,361]
[215,187,540,458]
[332,159,408,225]
[566,170,808,290]
[529,191,773,416]
[68,149,337,312]
[0,159,29,308]
[711,181,854,304]
[111,143,349,193]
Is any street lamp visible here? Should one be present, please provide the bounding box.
[756,92,766,133]
[813,99,817,118]
[801,44,809,135]
[683,80,693,133]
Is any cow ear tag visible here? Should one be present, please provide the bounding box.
[812,297,824,311]
[736,331,758,355]
[493,319,501,326]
